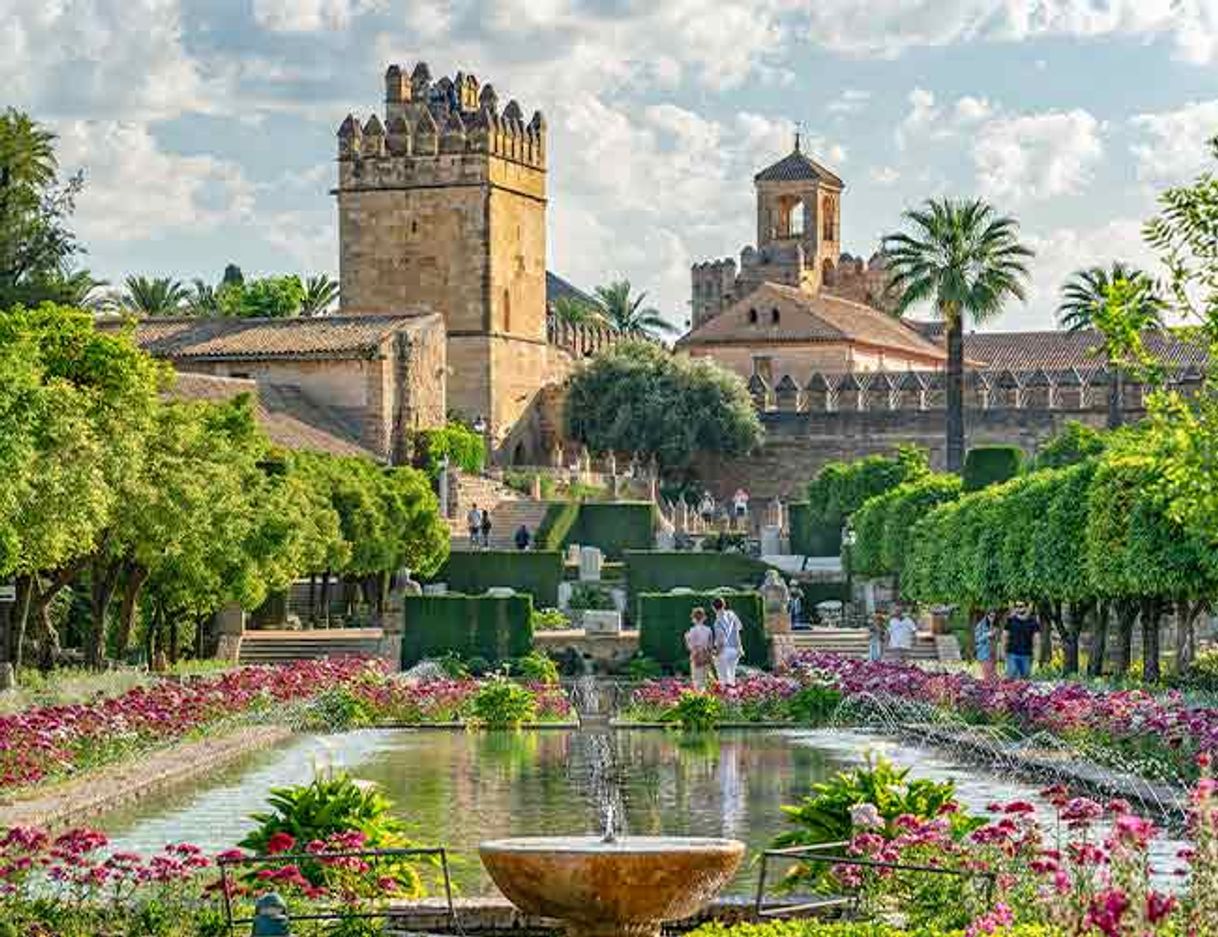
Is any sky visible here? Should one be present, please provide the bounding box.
[7,0,1218,332]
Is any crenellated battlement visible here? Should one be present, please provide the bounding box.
[337,63,547,191]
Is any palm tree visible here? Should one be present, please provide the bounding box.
[120,275,188,316]
[882,199,1033,473]
[0,108,57,193]
[300,274,340,316]
[1057,262,1164,428]
[593,280,676,338]
[184,278,220,316]
[58,269,111,311]
[551,295,604,327]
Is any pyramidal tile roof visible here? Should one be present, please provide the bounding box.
[754,145,843,187]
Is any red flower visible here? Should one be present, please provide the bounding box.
[265,832,296,855]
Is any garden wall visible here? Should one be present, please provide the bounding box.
[402,594,534,666]
[437,551,562,606]
[637,590,765,671]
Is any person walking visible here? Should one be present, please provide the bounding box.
[974,609,997,680]
[699,493,716,528]
[712,597,744,686]
[480,508,493,549]
[467,504,482,548]
[514,524,531,551]
[732,488,750,530]
[886,604,917,660]
[1004,602,1040,679]
[684,607,714,691]
[868,610,886,662]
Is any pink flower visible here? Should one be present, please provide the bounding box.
[265,832,296,855]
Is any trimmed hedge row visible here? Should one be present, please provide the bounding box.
[637,590,765,670]
[537,501,656,559]
[402,594,534,666]
[437,551,563,605]
[962,445,1024,492]
[624,550,771,619]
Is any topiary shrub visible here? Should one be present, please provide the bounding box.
[401,594,533,666]
[637,590,765,670]
[962,445,1024,491]
[437,551,562,606]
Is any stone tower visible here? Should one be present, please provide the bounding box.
[335,63,549,441]
[690,135,844,328]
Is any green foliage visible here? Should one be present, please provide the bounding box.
[625,653,663,680]
[299,685,375,731]
[775,757,980,849]
[851,474,962,579]
[535,500,581,550]
[785,684,844,724]
[413,421,486,477]
[786,502,814,556]
[529,606,569,631]
[217,274,306,318]
[470,676,538,727]
[535,501,656,559]
[636,590,764,670]
[592,279,676,337]
[510,649,560,684]
[623,550,777,621]
[438,551,562,606]
[401,594,534,666]
[1032,421,1107,469]
[568,582,616,612]
[688,920,1054,937]
[120,275,188,315]
[665,691,723,731]
[805,448,930,555]
[564,340,762,470]
[962,445,1024,491]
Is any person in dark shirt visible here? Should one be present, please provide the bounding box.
[1003,602,1040,679]
[514,524,531,551]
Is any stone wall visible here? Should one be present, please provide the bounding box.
[196,357,373,411]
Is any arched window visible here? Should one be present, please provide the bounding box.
[822,258,835,285]
[822,196,837,241]
[789,199,805,237]
[747,307,759,324]
[771,308,781,324]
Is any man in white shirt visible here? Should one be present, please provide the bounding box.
[886,605,918,659]
[466,505,482,548]
[711,597,744,686]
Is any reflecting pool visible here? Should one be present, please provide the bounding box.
[97,728,1189,895]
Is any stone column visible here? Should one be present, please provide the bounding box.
[215,602,246,663]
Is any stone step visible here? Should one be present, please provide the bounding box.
[236,629,382,666]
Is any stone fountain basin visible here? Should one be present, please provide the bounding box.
[479,836,745,930]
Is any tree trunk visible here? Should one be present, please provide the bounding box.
[23,564,82,673]
[1176,599,1205,674]
[308,574,317,628]
[115,563,149,657]
[945,312,965,474]
[319,571,331,629]
[88,557,121,671]
[1108,365,1124,430]
[34,597,59,674]
[6,575,31,675]
[1037,600,1058,667]
[1141,597,1162,684]
[1112,600,1138,677]
[1056,601,1087,676]
[1087,602,1110,678]
[168,615,179,666]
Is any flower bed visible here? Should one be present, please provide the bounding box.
[0,657,372,792]
[621,674,841,728]
[789,652,1218,782]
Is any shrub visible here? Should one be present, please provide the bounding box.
[851,474,962,579]
[666,691,723,731]
[401,594,534,666]
[437,551,563,605]
[625,654,663,680]
[530,606,569,631]
[511,650,560,685]
[299,686,375,731]
[805,447,930,554]
[637,591,765,670]
[470,677,538,727]
[787,501,814,556]
[785,684,843,724]
[624,550,774,618]
[537,501,656,558]
[962,445,1023,491]
[412,422,485,478]
[569,582,616,612]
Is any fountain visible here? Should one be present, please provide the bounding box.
[480,729,744,937]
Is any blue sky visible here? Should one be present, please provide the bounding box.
[8,0,1218,330]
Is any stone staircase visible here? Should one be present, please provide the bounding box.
[789,628,951,662]
[452,499,553,551]
[236,628,383,666]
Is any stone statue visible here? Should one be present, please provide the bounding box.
[760,569,791,613]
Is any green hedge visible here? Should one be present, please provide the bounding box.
[437,551,562,605]
[537,501,656,559]
[637,590,765,670]
[402,594,534,666]
[805,448,930,555]
[787,501,813,556]
[624,550,770,620]
[962,445,1024,492]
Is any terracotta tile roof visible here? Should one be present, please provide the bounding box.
[546,271,598,308]
[165,371,377,460]
[904,321,1208,373]
[677,282,946,361]
[103,313,439,361]
[754,148,844,187]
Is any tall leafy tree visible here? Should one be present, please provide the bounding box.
[1057,262,1164,428]
[0,109,91,310]
[593,280,676,338]
[882,199,1033,473]
[218,274,305,318]
[300,274,340,316]
[121,275,188,316]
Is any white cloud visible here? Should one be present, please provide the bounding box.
[953,96,995,124]
[896,88,998,149]
[869,166,901,186]
[1131,99,1218,183]
[827,89,872,115]
[972,110,1104,203]
[799,1,1218,65]
[0,0,213,120]
[55,121,253,241]
[252,0,380,33]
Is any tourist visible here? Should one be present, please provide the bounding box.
[711,597,744,686]
[1004,602,1040,679]
[886,604,917,659]
[514,524,531,551]
[684,607,714,691]
[699,492,716,526]
[467,504,482,548]
[480,508,493,548]
[974,609,997,680]
[732,488,749,529]
[868,610,885,661]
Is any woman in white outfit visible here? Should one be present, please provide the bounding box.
[711,598,743,686]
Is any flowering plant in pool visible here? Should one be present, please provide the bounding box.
[0,657,373,793]
[788,652,1218,782]
[326,674,572,726]
[622,672,840,726]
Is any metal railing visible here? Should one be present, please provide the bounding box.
[754,842,996,920]
[216,846,454,934]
